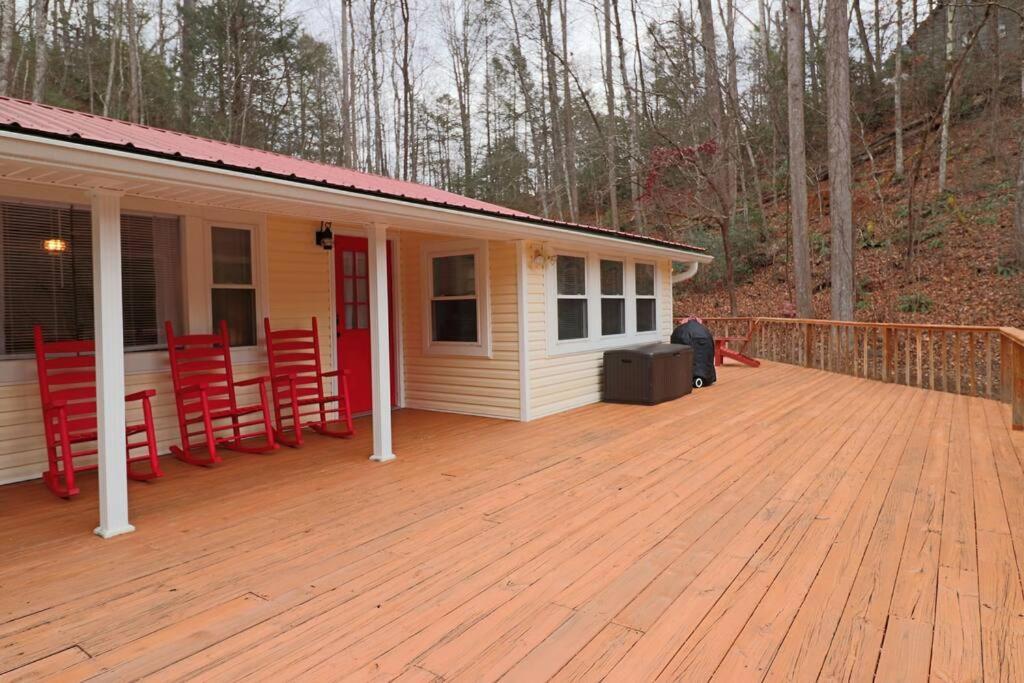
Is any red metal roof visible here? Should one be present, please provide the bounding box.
[0,96,704,255]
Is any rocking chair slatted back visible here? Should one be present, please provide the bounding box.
[33,325,162,498]
[164,320,277,465]
[264,317,354,446]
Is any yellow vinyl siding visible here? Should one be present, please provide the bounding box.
[527,251,673,420]
[0,213,330,485]
[399,232,520,419]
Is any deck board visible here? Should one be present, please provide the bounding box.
[1,361,1023,681]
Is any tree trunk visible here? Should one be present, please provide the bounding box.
[938,1,954,194]
[851,0,878,96]
[32,0,50,101]
[602,0,618,227]
[613,0,644,231]
[536,0,566,219]
[697,0,737,315]
[368,0,385,174]
[826,0,854,320]
[786,0,813,317]
[1016,130,1024,264]
[894,0,905,178]
[558,0,578,221]
[125,0,142,122]
[0,0,14,96]
[103,0,120,117]
[400,0,412,180]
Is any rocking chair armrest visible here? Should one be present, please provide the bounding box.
[321,369,352,378]
[235,375,270,388]
[126,389,157,402]
[273,370,299,384]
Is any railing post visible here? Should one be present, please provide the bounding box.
[1013,342,1023,431]
[1002,334,1013,403]
[882,327,892,383]
[804,323,813,367]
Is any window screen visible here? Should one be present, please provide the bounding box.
[211,226,257,346]
[635,263,657,333]
[556,255,588,340]
[0,201,182,355]
[600,260,625,336]
[430,253,478,343]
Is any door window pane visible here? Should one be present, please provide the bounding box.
[212,288,256,346]
[211,227,252,285]
[557,299,588,340]
[432,300,478,342]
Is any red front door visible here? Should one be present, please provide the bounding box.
[335,236,396,414]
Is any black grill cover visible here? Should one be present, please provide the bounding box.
[671,319,716,386]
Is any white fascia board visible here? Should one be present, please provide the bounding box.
[0,131,713,264]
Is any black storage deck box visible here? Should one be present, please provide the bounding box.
[603,343,693,405]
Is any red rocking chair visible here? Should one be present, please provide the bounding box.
[33,326,162,498]
[714,319,762,368]
[264,317,355,446]
[165,321,277,465]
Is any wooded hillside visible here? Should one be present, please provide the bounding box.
[0,0,1021,323]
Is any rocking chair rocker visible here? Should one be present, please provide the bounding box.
[33,326,162,498]
[165,320,277,465]
[264,317,355,446]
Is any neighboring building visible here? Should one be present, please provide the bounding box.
[0,96,710,536]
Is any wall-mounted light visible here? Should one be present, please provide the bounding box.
[315,222,334,251]
[42,238,69,254]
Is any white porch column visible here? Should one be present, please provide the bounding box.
[367,223,395,462]
[90,190,133,539]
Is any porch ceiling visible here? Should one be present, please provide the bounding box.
[1,361,1022,679]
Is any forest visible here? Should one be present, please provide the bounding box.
[0,0,1022,322]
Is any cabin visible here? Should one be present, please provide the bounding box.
[0,96,710,536]
[3,97,1024,680]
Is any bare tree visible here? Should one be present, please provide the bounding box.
[893,0,905,178]
[1016,130,1024,264]
[0,0,14,95]
[937,1,954,193]
[125,0,142,122]
[32,0,50,100]
[786,0,812,317]
[602,0,618,227]
[612,0,644,230]
[826,0,854,320]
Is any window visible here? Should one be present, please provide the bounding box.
[547,252,661,354]
[0,201,182,356]
[423,243,490,356]
[211,226,256,346]
[340,248,369,331]
[600,259,625,336]
[556,255,588,340]
[430,253,478,343]
[635,262,657,333]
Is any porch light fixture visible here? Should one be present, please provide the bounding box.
[42,238,69,254]
[315,222,334,251]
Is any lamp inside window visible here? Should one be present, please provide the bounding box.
[42,238,68,254]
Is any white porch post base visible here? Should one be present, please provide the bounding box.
[367,223,396,463]
[90,189,133,538]
[94,523,136,539]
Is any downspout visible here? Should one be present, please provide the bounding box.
[672,260,700,284]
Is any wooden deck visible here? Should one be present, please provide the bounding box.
[2,361,1024,681]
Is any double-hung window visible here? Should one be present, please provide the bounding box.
[210,226,257,347]
[424,242,490,356]
[600,259,625,336]
[556,255,588,340]
[0,200,183,356]
[634,262,657,333]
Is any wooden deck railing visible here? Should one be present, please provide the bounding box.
[686,316,1024,430]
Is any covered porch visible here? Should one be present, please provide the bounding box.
[2,361,1024,680]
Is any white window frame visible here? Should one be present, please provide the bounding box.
[599,258,627,338]
[421,240,491,358]
[206,221,266,352]
[634,260,658,334]
[545,251,662,356]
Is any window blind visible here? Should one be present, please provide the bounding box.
[0,201,183,356]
